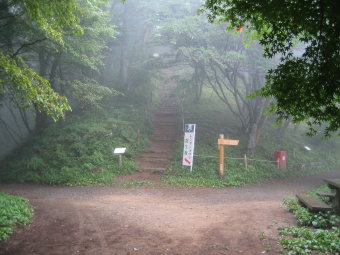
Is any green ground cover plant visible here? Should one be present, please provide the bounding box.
[280,190,340,254]
[0,192,33,241]
[0,100,153,186]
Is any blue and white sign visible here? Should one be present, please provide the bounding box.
[182,124,196,171]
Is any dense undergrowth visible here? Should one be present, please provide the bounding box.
[0,98,153,186]
[1,80,339,187]
[0,192,33,241]
[164,88,340,187]
[280,189,340,254]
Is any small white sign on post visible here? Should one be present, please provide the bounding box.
[113,147,126,166]
[113,148,126,154]
[182,124,196,171]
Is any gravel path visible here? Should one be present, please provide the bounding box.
[0,170,339,255]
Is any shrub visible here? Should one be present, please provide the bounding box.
[0,193,33,241]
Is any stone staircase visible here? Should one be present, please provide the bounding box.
[136,80,180,171]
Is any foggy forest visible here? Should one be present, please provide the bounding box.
[0,0,339,254]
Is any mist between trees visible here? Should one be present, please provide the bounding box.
[0,0,339,159]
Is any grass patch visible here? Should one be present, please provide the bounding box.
[0,192,33,241]
[164,140,339,187]
[280,189,340,254]
[0,102,153,186]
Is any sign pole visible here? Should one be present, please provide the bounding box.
[119,154,122,166]
[219,134,225,177]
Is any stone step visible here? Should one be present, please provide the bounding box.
[153,128,179,132]
[148,146,175,153]
[140,152,170,158]
[137,157,168,162]
[155,111,179,114]
[148,140,177,146]
[153,131,179,135]
[138,167,167,172]
[137,161,168,169]
[154,114,179,118]
[150,139,176,143]
[296,193,332,212]
[151,134,178,137]
[154,123,178,127]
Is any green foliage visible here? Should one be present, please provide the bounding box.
[0,103,151,186]
[21,0,86,43]
[62,1,117,71]
[204,0,340,136]
[69,79,119,109]
[0,192,33,241]
[165,138,286,187]
[283,198,340,228]
[281,189,340,255]
[0,0,115,122]
[0,53,71,121]
[279,226,340,255]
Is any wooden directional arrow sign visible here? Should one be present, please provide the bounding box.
[217,134,239,178]
[218,139,239,146]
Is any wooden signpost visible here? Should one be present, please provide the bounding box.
[217,134,239,178]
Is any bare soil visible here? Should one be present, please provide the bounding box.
[1,170,339,255]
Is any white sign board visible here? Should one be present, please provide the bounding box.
[113,147,126,154]
[182,124,196,171]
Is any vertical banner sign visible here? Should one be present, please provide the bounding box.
[182,124,196,171]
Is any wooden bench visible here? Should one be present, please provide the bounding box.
[296,193,332,212]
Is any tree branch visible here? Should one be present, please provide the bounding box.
[12,38,47,57]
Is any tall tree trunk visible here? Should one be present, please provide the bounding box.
[246,101,269,155]
[1,0,14,53]
[119,3,129,91]
[35,51,62,133]
[246,123,258,155]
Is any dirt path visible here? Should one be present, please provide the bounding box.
[1,170,339,255]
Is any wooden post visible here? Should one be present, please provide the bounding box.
[244,154,248,169]
[137,129,140,145]
[219,134,225,177]
[217,135,239,179]
[118,154,122,166]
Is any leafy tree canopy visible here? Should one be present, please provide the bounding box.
[0,53,70,120]
[204,0,340,136]
[13,0,85,44]
[0,0,111,120]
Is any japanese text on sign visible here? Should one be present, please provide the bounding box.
[182,124,196,170]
